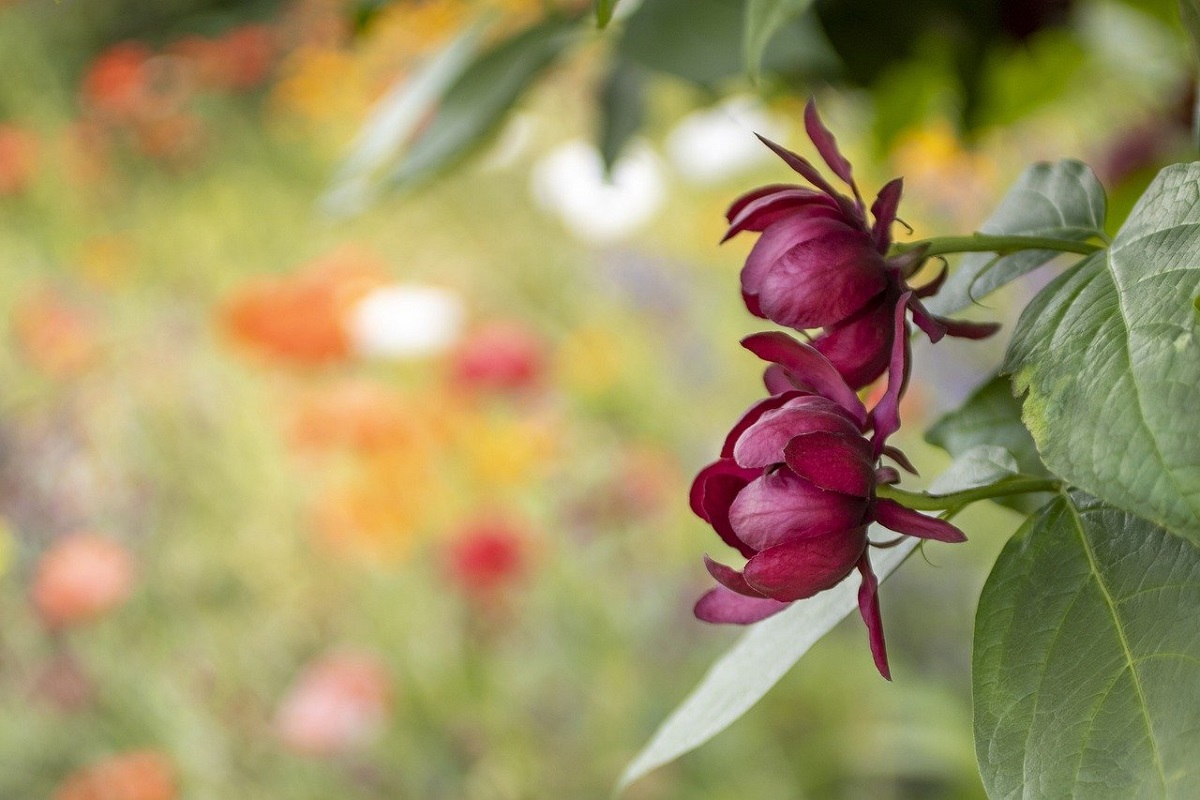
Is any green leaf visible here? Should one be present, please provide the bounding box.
[387,16,580,190]
[597,60,645,174]
[322,15,494,214]
[594,0,619,28]
[926,444,1019,495]
[1004,163,1200,543]
[744,0,815,78]
[617,532,918,794]
[924,159,1107,317]
[926,375,1051,514]
[973,492,1200,798]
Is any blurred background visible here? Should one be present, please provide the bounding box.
[0,0,1192,797]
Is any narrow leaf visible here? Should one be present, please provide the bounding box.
[744,0,815,78]
[595,0,619,28]
[974,493,1200,797]
[923,160,1107,317]
[322,15,493,214]
[387,16,580,189]
[597,60,645,174]
[617,532,918,793]
[1004,163,1200,543]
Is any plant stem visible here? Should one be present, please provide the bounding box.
[892,233,1103,259]
[876,478,1062,511]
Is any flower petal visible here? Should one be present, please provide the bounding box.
[855,554,890,680]
[810,294,895,390]
[694,586,790,624]
[757,227,888,329]
[729,469,869,551]
[742,527,868,601]
[733,397,862,469]
[908,294,947,343]
[940,317,1001,339]
[913,262,948,298]
[723,187,835,242]
[782,430,875,497]
[740,210,844,296]
[881,445,918,475]
[755,133,844,205]
[703,554,766,597]
[741,331,868,426]
[762,364,795,395]
[875,466,901,485]
[869,292,911,455]
[870,177,903,252]
[873,498,968,543]
[690,459,760,558]
[804,100,863,211]
[720,390,810,458]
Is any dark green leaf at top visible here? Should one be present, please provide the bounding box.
[925,375,1051,514]
[1004,163,1200,544]
[744,0,816,78]
[594,0,620,29]
[923,159,1107,317]
[388,15,580,190]
[597,60,645,174]
[974,492,1200,798]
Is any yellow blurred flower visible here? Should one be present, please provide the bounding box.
[271,46,369,129]
[459,412,556,491]
[555,326,624,398]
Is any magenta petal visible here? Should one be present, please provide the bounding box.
[763,364,795,395]
[940,317,1001,339]
[690,459,760,558]
[811,296,895,390]
[782,431,875,497]
[855,555,890,680]
[740,211,842,295]
[755,133,843,203]
[870,177,903,252]
[729,470,868,551]
[757,227,889,329]
[803,100,863,210]
[875,466,901,485]
[723,187,835,241]
[733,397,862,469]
[869,292,911,455]
[908,295,947,343]
[874,498,968,543]
[694,586,790,624]
[703,555,766,598]
[881,445,918,475]
[720,390,810,458]
[742,528,868,601]
[741,331,868,426]
[726,183,796,224]
[913,262,948,298]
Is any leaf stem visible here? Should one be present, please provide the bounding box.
[892,233,1104,259]
[876,477,1062,511]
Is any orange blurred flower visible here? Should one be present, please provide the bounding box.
[81,42,154,121]
[11,288,102,378]
[275,650,392,757]
[221,246,388,366]
[171,25,278,92]
[31,533,135,630]
[0,123,38,195]
[53,751,175,800]
[289,379,457,455]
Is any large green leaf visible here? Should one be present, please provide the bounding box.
[974,493,1200,798]
[387,16,580,189]
[924,160,1107,317]
[617,532,918,794]
[743,0,815,78]
[1004,163,1200,543]
[926,375,1051,514]
[597,60,645,174]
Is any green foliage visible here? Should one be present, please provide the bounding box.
[597,60,645,174]
[926,376,1051,514]
[973,492,1200,798]
[594,0,620,29]
[387,15,581,190]
[925,160,1108,317]
[743,0,815,79]
[1005,163,1200,543]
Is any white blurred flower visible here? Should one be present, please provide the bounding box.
[346,284,464,359]
[530,139,666,245]
[665,97,788,185]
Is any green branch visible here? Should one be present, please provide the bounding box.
[892,233,1104,259]
[876,477,1062,511]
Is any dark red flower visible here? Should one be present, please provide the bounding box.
[724,101,998,389]
[691,325,965,679]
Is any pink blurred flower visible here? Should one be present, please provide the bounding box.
[449,322,545,395]
[276,651,393,757]
[31,532,135,630]
[0,123,38,195]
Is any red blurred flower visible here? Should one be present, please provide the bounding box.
[31,533,135,630]
[81,42,154,121]
[171,25,277,92]
[691,326,965,679]
[724,101,997,389]
[449,321,545,395]
[0,123,38,195]
[275,650,393,757]
[445,517,527,598]
[53,751,175,800]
